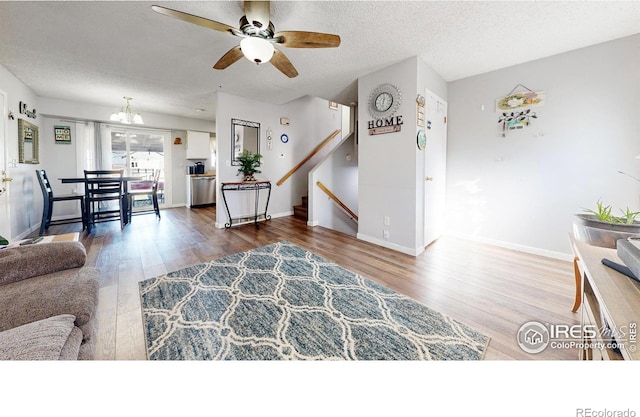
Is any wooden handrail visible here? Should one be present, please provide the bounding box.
[276,130,341,186]
[316,181,358,222]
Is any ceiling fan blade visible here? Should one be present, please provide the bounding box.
[213,46,245,70]
[270,49,298,78]
[151,5,240,35]
[244,0,270,29]
[273,31,341,48]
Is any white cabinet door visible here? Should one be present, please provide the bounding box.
[186,131,210,159]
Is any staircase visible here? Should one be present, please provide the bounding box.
[293,196,308,221]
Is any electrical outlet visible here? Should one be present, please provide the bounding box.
[383,229,389,239]
[383,216,390,226]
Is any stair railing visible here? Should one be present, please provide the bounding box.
[316,181,358,222]
[276,130,341,186]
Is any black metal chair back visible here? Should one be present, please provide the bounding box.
[35,169,85,235]
[84,169,125,231]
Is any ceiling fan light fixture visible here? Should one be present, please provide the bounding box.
[240,36,274,64]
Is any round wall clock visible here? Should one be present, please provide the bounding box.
[368,83,402,119]
[417,129,427,150]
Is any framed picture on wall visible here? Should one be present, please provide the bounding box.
[54,125,71,144]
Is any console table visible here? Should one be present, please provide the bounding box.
[220,180,272,228]
[570,235,640,360]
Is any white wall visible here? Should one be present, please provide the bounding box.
[39,97,215,132]
[0,64,41,238]
[357,56,447,255]
[215,92,342,228]
[40,117,84,219]
[171,130,188,206]
[446,34,640,258]
[309,134,358,236]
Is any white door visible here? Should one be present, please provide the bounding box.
[423,88,448,246]
[109,127,171,208]
[0,91,12,240]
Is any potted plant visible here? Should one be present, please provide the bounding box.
[573,199,640,248]
[236,149,263,182]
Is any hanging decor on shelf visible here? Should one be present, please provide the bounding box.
[498,108,538,136]
[495,84,544,112]
[266,127,273,150]
[417,129,427,150]
[496,83,543,137]
[416,94,425,127]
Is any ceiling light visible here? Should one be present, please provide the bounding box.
[110,96,144,125]
[240,37,274,64]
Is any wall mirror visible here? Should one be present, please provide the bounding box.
[18,119,39,164]
[231,118,260,166]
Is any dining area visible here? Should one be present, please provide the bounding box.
[36,168,161,235]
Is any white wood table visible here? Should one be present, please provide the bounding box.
[570,235,640,360]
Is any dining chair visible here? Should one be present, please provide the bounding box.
[35,169,86,235]
[84,169,126,232]
[127,169,161,222]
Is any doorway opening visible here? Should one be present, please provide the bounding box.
[110,128,170,212]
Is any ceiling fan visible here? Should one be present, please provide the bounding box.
[151,1,341,78]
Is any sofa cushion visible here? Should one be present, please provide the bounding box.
[0,314,82,360]
[0,266,99,360]
[0,242,87,286]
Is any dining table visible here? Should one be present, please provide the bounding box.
[59,175,143,228]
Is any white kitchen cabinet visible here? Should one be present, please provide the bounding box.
[186,130,211,159]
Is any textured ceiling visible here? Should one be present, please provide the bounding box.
[1,1,639,122]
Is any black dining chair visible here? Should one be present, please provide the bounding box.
[84,169,126,232]
[35,169,86,235]
[127,169,161,222]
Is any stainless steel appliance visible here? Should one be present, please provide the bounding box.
[188,175,216,207]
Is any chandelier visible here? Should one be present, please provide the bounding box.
[110,96,144,125]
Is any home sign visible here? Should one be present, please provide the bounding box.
[367,83,403,136]
[19,101,37,119]
[367,116,404,135]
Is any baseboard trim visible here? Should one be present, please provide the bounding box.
[444,232,573,262]
[356,233,424,257]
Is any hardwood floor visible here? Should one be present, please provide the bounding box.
[40,206,580,360]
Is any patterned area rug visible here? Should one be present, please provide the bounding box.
[139,241,489,360]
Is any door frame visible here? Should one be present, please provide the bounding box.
[423,88,448,247]
[108,125,172,208]
[0,89,12,239]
